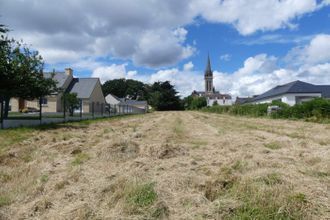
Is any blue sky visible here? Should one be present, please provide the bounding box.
[1,0,330,97]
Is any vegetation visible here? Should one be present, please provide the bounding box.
[0,24,57,118]
[62,93,80,116]
[102,78,148,100]
[183,95,207,110]
[148,81,183,111]
[202,98,330,122]
[102,79,183,111]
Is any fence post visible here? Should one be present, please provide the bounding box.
[92,102,95,119]
[63,95,66,120]
[101,103,103,117]
[80,99,82,119]
[39,97,42,125]
[0,99,3,129]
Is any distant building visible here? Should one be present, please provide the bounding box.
[250,80,330,106]
[105,94,148,112]
[192,55,232,106]
[9,68,106,113]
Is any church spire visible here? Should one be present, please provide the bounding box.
[204,54,214,93]
[205,53,212,76]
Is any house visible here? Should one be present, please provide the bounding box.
[191,55,232,106]
[251,80,330,106]
[235,96,258,105]
[9,68,106,113]
[105,93,148,112]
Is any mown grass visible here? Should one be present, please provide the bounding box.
[222,182,310,220]
[264,142,282,150]
[0,195,11,207]
[173,117,184,137]
[71,152,90,166]
[125,182,157,211]
[0,127,34,152]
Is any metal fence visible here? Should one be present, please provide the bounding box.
[0,100,146,129]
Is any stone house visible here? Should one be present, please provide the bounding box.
[9,68,106,113]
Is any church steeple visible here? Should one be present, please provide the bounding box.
[205,54,212,76]
[204,54,214,94]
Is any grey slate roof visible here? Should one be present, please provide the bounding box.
[66,78,99,99]
[253,81,324,101]
[44,72,69,88]
[319,85,330,98]
[192,91,232,99]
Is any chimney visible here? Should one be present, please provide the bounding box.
[65,68,73,76]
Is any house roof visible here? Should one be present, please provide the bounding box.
[253,80,324,101]
[44,72,69,88]
[319,85,330,98]
[66,78,99,99]
[192,91,232,99]
[122,100,148,106]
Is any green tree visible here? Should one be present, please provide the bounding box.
[148,81,182,111]
[183,95,207,110]
[0,25,57,118]
[62,93,80,116]
[102,78,148,100]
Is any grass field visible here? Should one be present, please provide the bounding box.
[0,112,329,219]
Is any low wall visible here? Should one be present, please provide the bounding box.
[1,111,144,129]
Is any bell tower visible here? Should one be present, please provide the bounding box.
[204,54,213,94]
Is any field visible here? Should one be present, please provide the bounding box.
[0,111,329,219]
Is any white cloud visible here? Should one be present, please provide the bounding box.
[220,54,231,61]
[193,0,323,35]
[91,64,127,83]
[285,34,330,66]
[1,0,328,68]
[183,61,194,71]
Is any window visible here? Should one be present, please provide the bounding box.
[41,98,48,105]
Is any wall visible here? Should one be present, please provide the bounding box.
[105,94,121,105]
[9,98,19,112]
[253,93,322,106]
[207,98,232,106]
[25,96,58,112]
[89,80,106,113]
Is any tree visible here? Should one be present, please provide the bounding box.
[183,95,207,110]
[148,81,182,111]
[102,78,148,100]
[62,93,80,116]
[0,24,57,118]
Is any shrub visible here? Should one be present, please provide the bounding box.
[201,98,330,122]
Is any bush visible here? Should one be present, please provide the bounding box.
[201,98,330,122]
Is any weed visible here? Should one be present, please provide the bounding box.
[264,142,282,150]
[258,173,282,185]
[71,152,90,165]
[0,195,11,207]
[0,172,12,183]
[126,182,157,208]
[40,174,49,183]
[55,180,69,190]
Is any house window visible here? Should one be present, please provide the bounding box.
[41,98,48,105]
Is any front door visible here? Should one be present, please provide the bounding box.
[18,98,26,111]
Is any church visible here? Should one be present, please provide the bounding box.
[192,55,232,106]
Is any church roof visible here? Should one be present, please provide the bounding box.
[192,91,231,99]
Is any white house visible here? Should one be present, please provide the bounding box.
[251,81,330,106]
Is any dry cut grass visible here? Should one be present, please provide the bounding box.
[0,112,329,219]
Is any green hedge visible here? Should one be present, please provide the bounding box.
[201,98,330,122]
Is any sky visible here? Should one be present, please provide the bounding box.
[1,0,330,97]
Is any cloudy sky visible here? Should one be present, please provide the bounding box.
[1,0,330,97]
